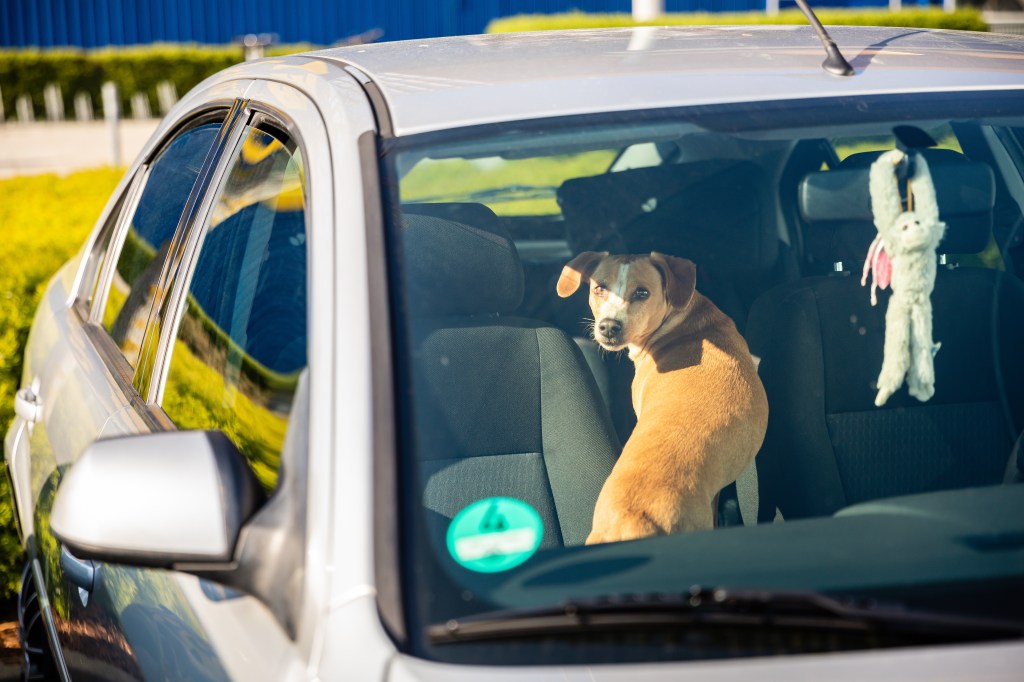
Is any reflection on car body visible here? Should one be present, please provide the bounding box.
[4,23,1024,681]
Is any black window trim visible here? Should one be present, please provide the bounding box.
[363,129,405,647]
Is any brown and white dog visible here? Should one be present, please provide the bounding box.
[556,251,768,544]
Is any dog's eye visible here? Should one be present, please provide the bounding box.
[632,288,650,301]
[593,284,608,297]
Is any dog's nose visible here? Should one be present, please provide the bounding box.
[598,319,622,338]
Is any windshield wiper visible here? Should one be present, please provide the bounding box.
[428,586,1024,645]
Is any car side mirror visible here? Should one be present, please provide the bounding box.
[50,430,265,568]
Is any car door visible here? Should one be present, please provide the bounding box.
[109,103,321,681]
[18,98,248,681]
[63,90,329,681]
[132,94,329,680]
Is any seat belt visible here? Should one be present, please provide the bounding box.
[1003,430,1024,484]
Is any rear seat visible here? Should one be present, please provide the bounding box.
[558,160,782,333]
[747,150,1024,522]
[798,148,998,275]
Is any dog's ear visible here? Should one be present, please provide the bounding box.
[556,251,607,298]
[651,252,696,309]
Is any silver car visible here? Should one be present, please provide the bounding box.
[5,24,1024,681]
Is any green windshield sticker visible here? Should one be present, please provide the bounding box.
[447,497,544,573]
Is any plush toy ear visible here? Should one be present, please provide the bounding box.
[556,251,607,298]
[650,252,696,309]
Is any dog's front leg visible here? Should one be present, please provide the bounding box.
[586,502,662,545]
[586,448,673,544]
[587,483,714,544]
[587,428,716,544]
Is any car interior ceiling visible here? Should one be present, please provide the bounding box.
[400,122,1024,534]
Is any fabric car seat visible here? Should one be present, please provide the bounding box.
[747,150,1024,522]
[400,206,620,550]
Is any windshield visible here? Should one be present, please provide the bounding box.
[380,91,1024,665]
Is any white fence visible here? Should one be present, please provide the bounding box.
[0,80,178,124]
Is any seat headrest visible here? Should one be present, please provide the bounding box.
[799,149,995,266]
[558,160,778,274]
[401,204,524,316]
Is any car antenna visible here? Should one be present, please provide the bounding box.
[793,0,855,77]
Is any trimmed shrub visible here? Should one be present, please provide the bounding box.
[0,168,123,598]
[487,8,988,34]
[0,43,313,122]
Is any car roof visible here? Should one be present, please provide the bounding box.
[297,26,1024,137]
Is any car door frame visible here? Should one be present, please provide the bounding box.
[87,100,251,420]
[120,79,339,678]
[24,82,253,681]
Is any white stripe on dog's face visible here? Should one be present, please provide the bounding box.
[607,262,630,308]
[592,263,630,321]
[588,257,667,352]
[613,263,630,300]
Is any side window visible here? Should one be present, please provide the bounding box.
[79,185,130,312]
[100,121,221,368]
[161,124,308,492]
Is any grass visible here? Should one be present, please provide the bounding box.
[1,166,299,570]
[0,168,124,598]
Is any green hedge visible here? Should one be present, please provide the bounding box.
[2,8,987,120]
[0,43,313,122]
[0,168,124,598]
[487,8,988,34]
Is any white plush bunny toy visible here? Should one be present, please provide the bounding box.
[862,149,946,407]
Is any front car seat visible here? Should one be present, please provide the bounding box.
[399,206,621,550]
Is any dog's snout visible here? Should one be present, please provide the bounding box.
[598,318,622,338]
